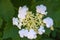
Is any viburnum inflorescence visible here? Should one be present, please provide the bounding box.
[12,4,54,39]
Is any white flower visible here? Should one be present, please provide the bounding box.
[19,29,25,38]
[38,26,45,35]
[12,17,19,26]
[43,17,53,28]
[19,29,37,39]
[36,4,47,15]
[19,29,29,38]
[18,6,28,19]
[27,29,37,39]
[12,17,22,29]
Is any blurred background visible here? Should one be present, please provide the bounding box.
[0,0,60,40]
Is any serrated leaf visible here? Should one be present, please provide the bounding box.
[0,0,15,22]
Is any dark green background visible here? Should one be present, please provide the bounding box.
[0,0,60,40]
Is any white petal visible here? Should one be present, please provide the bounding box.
[18,6,28,19]
[42,30,45,33]
[29,29,36,34]
[24,29,28,37]
[43,17,53,28]
[39,5,46,11]
[18,29,25,38]
[12,17,18,26]
[27,29,37,39]
[36,4,47,15]
[38,31,43,35]
[40,26,44,29]
[33,35,37,39]
[38,26,45,35]
[17,22,22,29]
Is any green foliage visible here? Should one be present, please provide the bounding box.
[0,18,3,28]
[0,0,60,40]
[3,23,18,39]
[45,28,51,36]
[51,31,56,38]
[0,0,15,22]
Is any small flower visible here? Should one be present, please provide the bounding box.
[43,17,53,28]
[12,17,19,26]
[18,6,28,19]
[19,29,29,38]
[19,29,25,38]
[12,5,54,39]
[27,29,37,39]
[38,26,45,35]
[36,4,47,15]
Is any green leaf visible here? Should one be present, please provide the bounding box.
[35,34,42,40]
[3,38,12,40]
[3,23,19,39]
[54,10,60,28]
[12,37,29,40]
[0,38,2,40]
[0,32,3,38]
[0,18,3,28]
[3,23,29,40]
[43,38,53,40]
[45,28,51,36]
[0,0,15,22]
[51,31,56,38]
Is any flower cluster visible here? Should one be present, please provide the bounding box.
[12,4,54,39]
